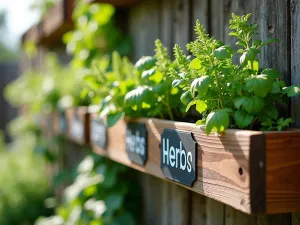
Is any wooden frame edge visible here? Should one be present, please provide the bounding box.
[250,134,266,213]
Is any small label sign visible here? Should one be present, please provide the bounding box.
[161,129,197,186]
[70,115,84,141]
[90,119,107,149]
[59,112,67,133]
[126,123,147,165]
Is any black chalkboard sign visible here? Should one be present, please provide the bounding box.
[90,118,107,149]
[126,123,148,165]
[59,111,67,133]
[161,129,197,186]
[70,114,84,141]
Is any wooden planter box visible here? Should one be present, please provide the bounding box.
[86,116,300,215]
[86,0,139,7]
[22,0,74,46]
[65,107,90,145]
[40,0,74,46]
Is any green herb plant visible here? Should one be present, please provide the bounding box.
[35,154,141,225]
[170,13,300,134]
[124,40,184,121]
[83,52,137,127]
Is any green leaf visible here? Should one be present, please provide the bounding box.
[124,86,154,107]
[261,38,280,47]
[234,96,264,115]
[141,68,156,79]
[261,68,280,80]
[264,104,278,120]
[105,194,123,216]
[185,100,196,112]
[195,100,207,113]
[190,76,213,97]
[190,58,201,69]
[135,56,156,71]
[153,82,169,95]
[246,74,273,97]
[172,79,183,88]
[271,81,285,94]
[205,109,230,134]
[196,120,204,125]
[234,110,254,128]
[180,90,192,105]
[283,85,300,97]
[253,61,259,73]
[214,45,233,60]
[240,48,257,66]
[107,112,124,127]
[244,96,265,115]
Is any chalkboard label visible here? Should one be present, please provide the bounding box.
[70,115,84,141]
[59,112,67,133]
[126,123,147,165]
[161,129,197,186]
[90,119,107,149]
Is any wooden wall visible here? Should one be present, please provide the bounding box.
[0,63,18,142]
[127,0,300,224]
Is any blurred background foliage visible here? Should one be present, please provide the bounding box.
[2,0,141,224]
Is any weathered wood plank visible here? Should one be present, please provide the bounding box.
[225,205,257,225]
[191,192,206,225]
[206,198,224,225]
[192,0,208,39]
[210,0,224,40]
[291,0,300,127]
[170,184,190,225]
[292,212,300,225]
[128,0,160,61]
[173,0,190,52]
[265,132,300,213]
[159,0,173,56]
[291,1,300,223]
[160,180,173,224]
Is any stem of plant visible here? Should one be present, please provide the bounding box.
[209,56,224,109]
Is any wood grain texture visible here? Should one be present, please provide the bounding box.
[86,0,139,7]
[192,0,208,35]
[173,0,190,53]
[225,205,257,225]
[65,107,90,145]
[190,191,206,225]
[170,184,190,225]
[89,116,300,214]
[159,0,173,56]
[265,131,300,213]
[206,198,225,225]
[92,117,258,214]
[128,0,160,61]
[291,0,300,127]
[40,0,74,46]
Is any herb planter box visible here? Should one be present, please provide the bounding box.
[86,0,139,7]
[89,116,300,215]
[40,0,74,46]
[22,0,74,46]
[65,107,90,145]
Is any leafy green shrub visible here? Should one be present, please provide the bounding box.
[0,136,51,225]
[169,14,300,134]
[35,154,141,225]
[124,40,184,121]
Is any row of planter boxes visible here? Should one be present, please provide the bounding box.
[41,107,300,215]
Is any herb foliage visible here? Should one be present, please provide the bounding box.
[170,13,300,134]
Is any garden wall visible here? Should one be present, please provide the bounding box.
[127,0,300,224]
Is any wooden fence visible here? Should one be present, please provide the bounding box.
[0,63,18,142]
[126,0,300,224]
